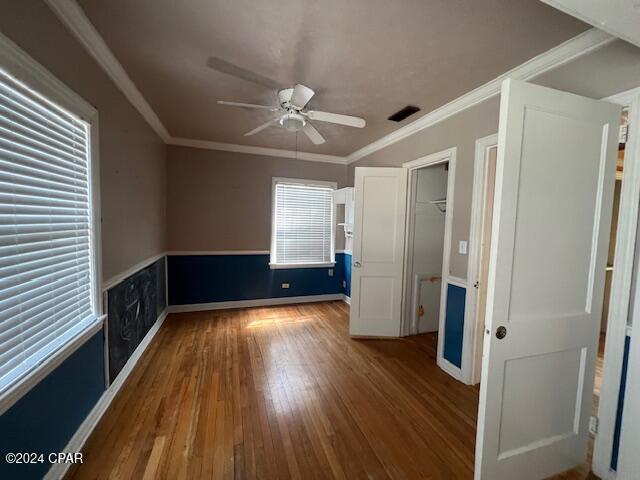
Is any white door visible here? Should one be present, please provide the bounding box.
[350,167,408,337]
[476,79,620,479]
[541,1,640,48]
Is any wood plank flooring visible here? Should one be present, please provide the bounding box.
[70,301,598,479]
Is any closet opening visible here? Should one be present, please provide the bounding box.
[401,148,456,372]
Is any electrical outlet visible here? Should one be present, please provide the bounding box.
[281,283,290,289]
[328,268,334,277]
[459,240,468,255]
[342,280,346,288]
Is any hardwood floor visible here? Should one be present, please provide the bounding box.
[70,301,598,479]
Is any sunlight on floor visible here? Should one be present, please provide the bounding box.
[245,315,315,329]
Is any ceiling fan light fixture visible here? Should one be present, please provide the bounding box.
[218,83,366,142]
[279,113,306,132]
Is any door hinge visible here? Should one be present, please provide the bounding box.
[589,415,599,435]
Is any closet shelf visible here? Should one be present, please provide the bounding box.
[428,198,447,214]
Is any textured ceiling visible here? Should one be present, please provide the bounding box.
[77,0,588,156]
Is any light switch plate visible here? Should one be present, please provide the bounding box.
[281,283,290,289]
[328,269,334,277]
[459,240,468,255]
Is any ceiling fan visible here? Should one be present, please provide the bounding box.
[217,84,366,145]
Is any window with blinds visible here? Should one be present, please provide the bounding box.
[0,68,97,396]
[271,179,335,267]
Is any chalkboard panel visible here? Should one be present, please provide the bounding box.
[106,258,166,384]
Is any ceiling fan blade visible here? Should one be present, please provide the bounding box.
[218,100,278,111]
[290,84,315,109]
[303,122,325,145]
[207,56,280,90]
[244,118,279,136]
[306,110,366,128]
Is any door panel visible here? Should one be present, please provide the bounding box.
[350,167,408,337]
[541,1,640,49]
[476,79,620,479]
[360,175,404,263]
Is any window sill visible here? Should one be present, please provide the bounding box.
[269,262,336,270]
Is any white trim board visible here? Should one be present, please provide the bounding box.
[447,276,467,289]
[168,137,346,165]
[44,309,168,480]
[43,0,169,142]
[168,250,350,256]
[102,252,167,291]
[41,0,614,166]
[592,89,640,479]
[401,147,457,339]
[437,356,465,383]
[167,250,269,256]
[465,133,498,386]
[168,294,344,313]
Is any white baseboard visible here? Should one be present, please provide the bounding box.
[343,295,351,305]
[437,356,467,384]
[167,294,344,313]
[44,308,168,480]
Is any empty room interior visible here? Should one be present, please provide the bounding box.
[2,1,640,479]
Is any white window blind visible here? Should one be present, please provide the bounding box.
[0,69,96,396]
[271,180,335,267]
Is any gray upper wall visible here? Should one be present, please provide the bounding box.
[167,147,347,252]
[0,0,168,282]
[3,1,639,283]
[348,40,640,279]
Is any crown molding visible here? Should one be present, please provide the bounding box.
[345,28,615,164]
[168,137,347,164]
[43,0,347,165]
[44,0,171,142]
[43,1,614,168]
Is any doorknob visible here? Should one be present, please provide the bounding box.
[496,326,507,340]
[353,261,361,268]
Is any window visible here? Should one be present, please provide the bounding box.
[270,178,336,268]
[0,67,99,398]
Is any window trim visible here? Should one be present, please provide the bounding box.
[269,177,337,270]
[0,31,103,416]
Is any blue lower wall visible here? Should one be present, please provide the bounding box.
[0,331,105,480]
[343,252,352,297]
[168,253,348,305]
[611,334,631,471]
[0,255,167,480]
[443,283,466,368]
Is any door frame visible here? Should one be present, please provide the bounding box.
[401,147,460,378]
[466,133,499,385]
[592,86,640,479]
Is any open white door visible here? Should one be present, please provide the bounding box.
[475,79,620,479]
[350,167,408,337]
[541,1,640,48]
